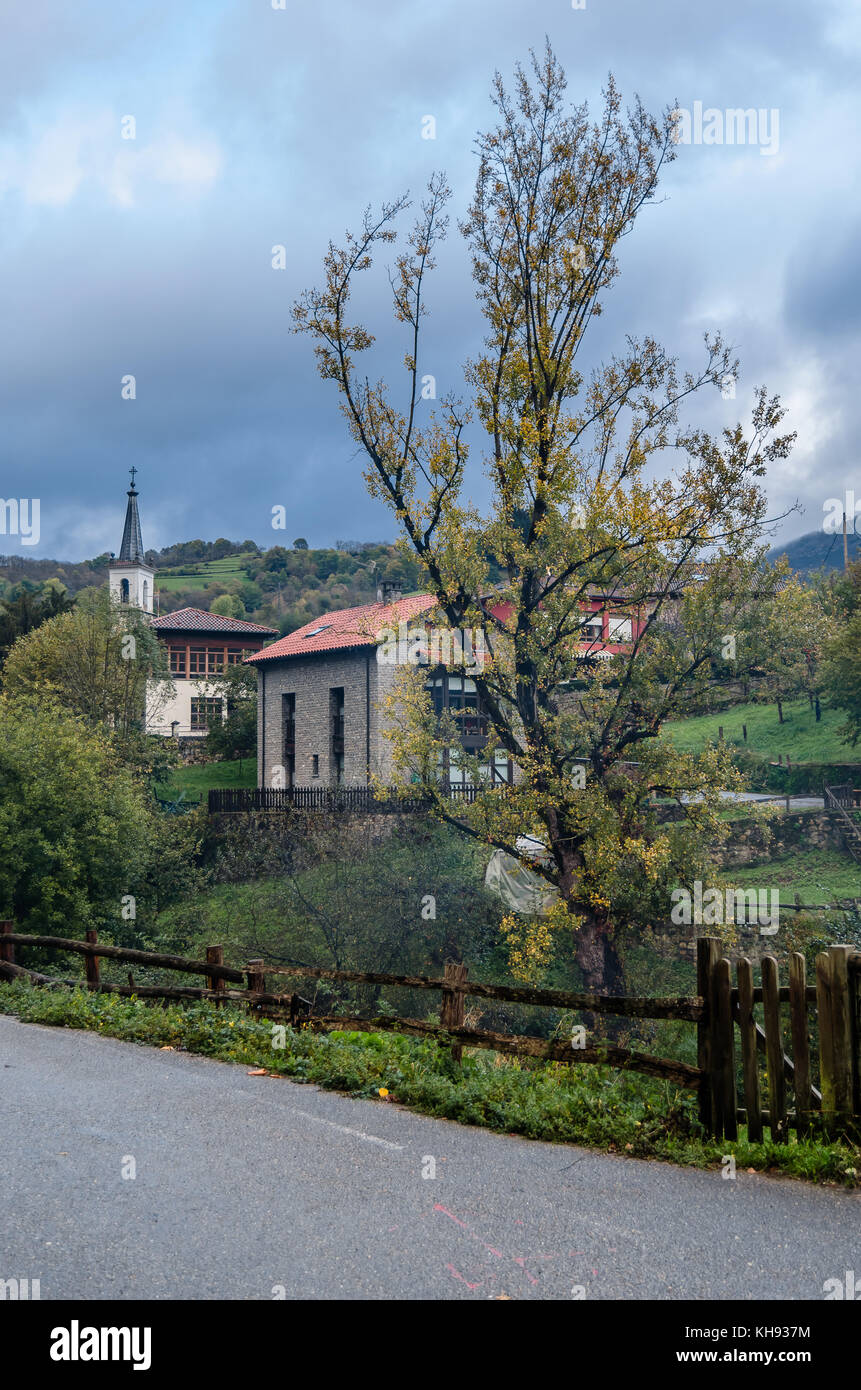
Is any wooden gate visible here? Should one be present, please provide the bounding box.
[698,937,861,1140]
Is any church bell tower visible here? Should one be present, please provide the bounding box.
[108,468,155,615]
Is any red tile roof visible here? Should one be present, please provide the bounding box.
[246,594,437,662]
[152,607,278,635]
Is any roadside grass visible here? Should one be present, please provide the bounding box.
[663,699,856,763]
[2,980,858,1188]
[156,758,257,804]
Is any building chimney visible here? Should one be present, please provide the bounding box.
[377,579,403,605]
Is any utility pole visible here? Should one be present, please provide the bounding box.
[844,509,849,571]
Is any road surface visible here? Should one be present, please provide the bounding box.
[1,1014,858,1300]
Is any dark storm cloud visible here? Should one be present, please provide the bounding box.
[0,0,858,558]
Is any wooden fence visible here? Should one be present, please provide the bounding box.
[824,785,861,865]
[207,785,497,813]
[2,922,860,1140]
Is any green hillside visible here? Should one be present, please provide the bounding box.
[663,698,857,763]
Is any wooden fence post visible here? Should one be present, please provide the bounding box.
[852,956,861,1122]
[440,961,468,1064]
[246,959,265,1014]
[0,920,14,970]
[761,955,786,1140]
[85,929,100,991]
[816,952,835,1127]
[828,945,855,1131]
[788,952,812,1134]
[206,945,226,1006]
[736,957,762,1142]
[696,937,720,1134]
[715,958,737,1140]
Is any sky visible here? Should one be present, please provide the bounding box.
[1,0,859,561]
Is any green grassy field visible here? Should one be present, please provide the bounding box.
[155,555,252,595]
[664,698,857,763]
[720,849,861,905]
[156,758,257,804]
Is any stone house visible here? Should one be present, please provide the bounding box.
[247,585,444,789]
[247,580,646,790]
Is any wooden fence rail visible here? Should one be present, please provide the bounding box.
[2,922,860,1138]
[207,785,504,814]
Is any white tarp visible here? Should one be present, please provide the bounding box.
[484,836,559,916]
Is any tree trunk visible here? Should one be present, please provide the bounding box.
[777,698,784,723]
[815,696,821,722]
[573,918,624,1039]
[574,917,624,995]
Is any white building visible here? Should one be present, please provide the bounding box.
[107,473,277,741]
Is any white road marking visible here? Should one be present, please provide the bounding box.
[235,1088,404,1150]
[292,1109,405,1150]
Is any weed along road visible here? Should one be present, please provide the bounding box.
[2,1015,858,1301]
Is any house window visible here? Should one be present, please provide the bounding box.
[487,749,513,784]
[311,754,320,778]
[607,617,632,642]
[330,687,345,785]
[225,648,251,666]
[188,647,207,676]
[142,580,148,610]
[580,612,604,641]
[282,694,295,788]
[425,669,490,786]
[169,646,186,677]
[190,697,223,731]
[120,578,130,604]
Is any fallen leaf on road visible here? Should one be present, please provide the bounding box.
[247,1068,268,1076]
[159,1046,175,1051]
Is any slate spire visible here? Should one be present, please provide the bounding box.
[118,466,146,564]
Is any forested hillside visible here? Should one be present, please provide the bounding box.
[0,540,423,637]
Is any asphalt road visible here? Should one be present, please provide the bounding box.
[1,1014,858,1300]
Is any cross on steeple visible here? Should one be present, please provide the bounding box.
[118,472,145,563]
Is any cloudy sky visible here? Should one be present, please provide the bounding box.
[2,0,859,560]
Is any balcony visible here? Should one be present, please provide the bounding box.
[455,710,488,742]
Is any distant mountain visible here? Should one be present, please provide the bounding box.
[767,528,861,576]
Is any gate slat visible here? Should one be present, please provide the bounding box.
[716,958,737,1140]
[737,957,762,1142]
[788,952,812,1134]
[762,955,787,1140]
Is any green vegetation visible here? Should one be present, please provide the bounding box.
[664,698,857,763]
[721,849,861,905]
[154,555,251,594]
[151,541,422,635]
[154,821,505,995]
[1,981,858,1187]
[0,698,153,934]
[156,758,257,805]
